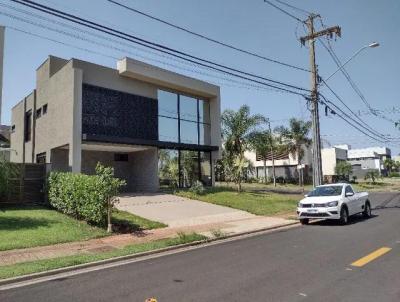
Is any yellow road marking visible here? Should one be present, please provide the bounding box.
[351,247,392,267]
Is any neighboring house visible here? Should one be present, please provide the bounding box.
[245,144,312,182]
[10,55,221,191]
[347,147,391,177]
[321,146,348,183]
[0,125,10,161]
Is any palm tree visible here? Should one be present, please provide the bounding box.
[222,105,266,192]
[383,158,395,175]
[249,130,279,185]
[276,118,312,187]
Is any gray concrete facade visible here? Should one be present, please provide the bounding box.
[10,55,221,192]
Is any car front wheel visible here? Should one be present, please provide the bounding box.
[300,218,309,225]
[339,207,349,225]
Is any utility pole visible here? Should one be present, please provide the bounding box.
[267,120,276,187]
[300,14,341,187]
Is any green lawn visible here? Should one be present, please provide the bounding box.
[216,181,313,193]
[112,209,167,231]
[0,205,166,251]
[0,233,206,280]
[176,187,302,216]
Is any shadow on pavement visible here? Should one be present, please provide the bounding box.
[308,214,378,226]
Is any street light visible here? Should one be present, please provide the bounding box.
[323,42,380,83]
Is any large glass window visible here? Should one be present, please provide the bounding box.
[200,151,212,186]
[158,90,178,118]
[158,149,179,188]
[180,95,198,122]
[180,150,199,188]
[159,116,179,143]
[199,123,211,145]
[180,120,198,145]
[158,90,211,145]
[158,149,212,188]
[199,99,210,124]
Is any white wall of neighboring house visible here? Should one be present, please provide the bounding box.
[321,147,347,176]
[245,144,312,168]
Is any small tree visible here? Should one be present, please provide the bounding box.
[335,161,353,181]
[95,163,126,233]
[276,118,312,187]
[0,157,11,200]
[249,130,272,184]
[364,170,380,184]
[221,105,266,192]
[383,158,395,175]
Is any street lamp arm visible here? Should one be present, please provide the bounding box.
[324,46,367,82]
[322,42,379,83]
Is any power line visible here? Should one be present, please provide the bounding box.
[106,0,310,73]
[263,0,304,23]
[0,11,296,95]
[319,94,388,143]
[11,0,309,96]
[319,37,397,125]
[321,79,388,139]
[7,25,118,59]
[272,0,311,16]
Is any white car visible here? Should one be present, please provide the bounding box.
[297,183,371,225]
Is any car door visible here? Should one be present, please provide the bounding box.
[344,185,356,215]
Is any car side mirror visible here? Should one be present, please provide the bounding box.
[345,192,354,197]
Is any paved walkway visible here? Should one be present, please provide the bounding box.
[117,193,255,227]
[0,216,296,266]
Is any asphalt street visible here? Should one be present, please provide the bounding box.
[1,192,399,302]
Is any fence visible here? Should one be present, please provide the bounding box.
[1,163,46,203]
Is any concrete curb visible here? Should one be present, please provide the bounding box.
[0,220,299,287]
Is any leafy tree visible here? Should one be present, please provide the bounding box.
[95,163,127,233]
[364,170,380,184]
[383,158,395,174]
[335,161,353,180]
[275,118,312,186]
[158,150,179,188]
[249,130,282,185]
[222,105,266,192]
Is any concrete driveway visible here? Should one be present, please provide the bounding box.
[116,193,255,227]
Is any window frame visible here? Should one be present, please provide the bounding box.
[158,89,211,146]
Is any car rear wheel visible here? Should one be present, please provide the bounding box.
[339,207,349,225]
[363,202,372,218]
[300,218,309,225]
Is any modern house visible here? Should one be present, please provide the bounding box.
[245,144,312,182]
[347,147,391,177]
[10,56,221,191]
[0,125,10,161]
[321,146,348,182]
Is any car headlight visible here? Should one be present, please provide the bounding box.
[327,200,339,207]
[298,202,302,207]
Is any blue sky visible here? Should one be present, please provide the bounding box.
[1,0,399,154]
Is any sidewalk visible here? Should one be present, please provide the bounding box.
[0,216,297,266]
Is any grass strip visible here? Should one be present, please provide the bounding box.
[175,187,301,216]
[0,233,206,280]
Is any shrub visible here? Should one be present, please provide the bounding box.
[0,158,11,200]
[364,170,380,184]
[48,163,126,227]
[388,172,400,178]
[189,180,205,195]
[0,159,18,201]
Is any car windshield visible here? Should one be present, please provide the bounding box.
[308,185,343,197]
